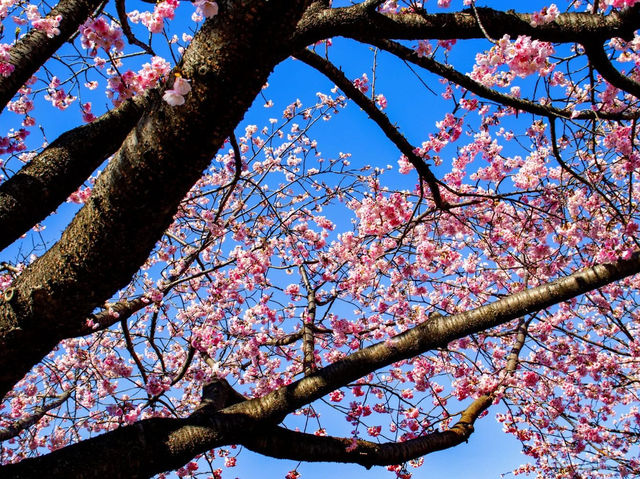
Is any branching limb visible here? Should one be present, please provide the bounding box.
[549,117,627,226]
[5,253,640,477]
[171,345,196,386]
[0,0,311,400]
[223,252,640,422]
[217,132,244,223]
[264,325,332,347]
[295,48,445,208]
[372,39,637,121]
[1,379,254,479]
[121,316,148,384]
[469,0,497,43]
[0,0,105,109]
[0,389,73,441]
[294,4,640,48]
[0,95,149,252]
[0,262,20,275]
[243,395,493,468]
[115,0,155,55]
[82,297,148,334]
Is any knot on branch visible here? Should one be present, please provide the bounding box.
[193,378,246,414]
[2,287,15,303]
[449,421,475,439]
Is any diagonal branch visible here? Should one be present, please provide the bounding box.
[295,48,445,207]
[242,395,493,468]
[0,0,104,110]
[0,389,73,441]
[372,39,638,121]
[0,95,148,252]
[223,252,640,423]
[115,0,155,55]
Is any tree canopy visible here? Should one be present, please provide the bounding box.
[2,0,640,477]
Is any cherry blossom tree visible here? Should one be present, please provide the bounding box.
[3,0,640,477]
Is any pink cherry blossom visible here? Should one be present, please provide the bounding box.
[0,43,13,77]
[194,0,218,18]
[163,76,192,105]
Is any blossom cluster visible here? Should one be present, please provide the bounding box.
[80,17,125,56]
[107,56,172,105]
[472,35,555,86]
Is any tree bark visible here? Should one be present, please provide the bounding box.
[295,4,640,46]
[0,96,148,251]
[3,2,640,477]
[0,0,310,398]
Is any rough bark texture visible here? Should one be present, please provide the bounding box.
[0,416,226,479]
[0,96,148,251]
[295,4,640,45]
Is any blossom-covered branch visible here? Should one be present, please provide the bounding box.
[0,0,104,109]
[6,253,640,477]
[295,48,444,207]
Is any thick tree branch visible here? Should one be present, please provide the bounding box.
[0,389,72,441]
[373,38,638,121]
[0,0,311,399]
[294,4,640,47]
[1,415,234,478]
[295,48,445,207]
[4,254,640,477]
[242,395,493,468]
[222,252,640,422]
[1,380,249,479]
[4,3,640,477]
[0,95,148,252]
[0,0,104,110]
